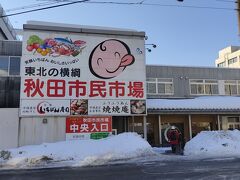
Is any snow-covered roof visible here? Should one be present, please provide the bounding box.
[147,96,240,113]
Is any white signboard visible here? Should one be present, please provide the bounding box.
[20,27,146,116]
[20,99,70,116]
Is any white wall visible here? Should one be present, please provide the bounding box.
[0,108,19,150]
[19,117,66,146]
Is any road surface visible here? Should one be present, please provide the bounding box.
[1,157,240,179]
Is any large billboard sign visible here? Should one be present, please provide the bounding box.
[20,26,146,116]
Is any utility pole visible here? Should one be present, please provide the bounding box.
[238,0,240,35]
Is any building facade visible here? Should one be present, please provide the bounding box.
[146,65,240,146]
[0,5,18,40]
[215,46,240,68]
[1,23,240,149]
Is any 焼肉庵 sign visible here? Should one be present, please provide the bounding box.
[20,25,146,116]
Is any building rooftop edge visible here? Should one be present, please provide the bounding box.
[146,64,240,70]
[23,21,145,38]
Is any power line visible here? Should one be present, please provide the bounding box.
[1,0,236,18]
[42,0,236,11]
[84,1,235,11]
[216,0,236,3]
[140,3,235,11]
[0,0,89,18]
[5,2,62,12]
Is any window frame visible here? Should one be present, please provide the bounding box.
[227,117,240,130]
[189,79,219,95]
[0,55,21,77]
[217,62,226,67]
[228,57,237,65]
[146,78,174,95]
[224,80,240,95]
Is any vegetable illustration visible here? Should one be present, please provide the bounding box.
[26,35,86,57]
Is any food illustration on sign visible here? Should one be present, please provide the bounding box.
[89,39,135,79]
[26,35,86,57]
[70,99,88,115]
[130,100,146,114]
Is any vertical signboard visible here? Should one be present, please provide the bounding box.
[20,24,146,116]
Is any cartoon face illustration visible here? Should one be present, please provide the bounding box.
[89,39,135,79]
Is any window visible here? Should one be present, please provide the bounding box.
[0,77,20,108]
[147,78,174,95]
[217,62,226,67]
[190,79,218,95]
[0,56,21,76]
[9,57,20,75]
[192,122,212,137]
[227,117,240,130]
[0,56,9,76]
[146,78,157,94]
[224,80,238,95]
[228,57,237,65]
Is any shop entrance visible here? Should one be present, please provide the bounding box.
[161,123,184,147]
[112,116,128,134]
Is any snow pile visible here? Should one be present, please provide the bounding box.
[184,130,240,157]
[0,133,153,168]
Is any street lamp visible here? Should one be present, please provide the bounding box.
[145,43,157,48]
[145,43,157,52]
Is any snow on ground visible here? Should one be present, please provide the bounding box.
[1,130,240,169]
[184,130,240,158]
[0,133,154,169]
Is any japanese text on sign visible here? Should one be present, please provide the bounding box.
[23,79,144,99]
[66,116,112,133]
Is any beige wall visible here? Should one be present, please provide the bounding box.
[0,108,19,150]
[215,46,240,68]
[19,117,66,146]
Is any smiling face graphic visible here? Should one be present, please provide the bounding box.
[89,39,135,79]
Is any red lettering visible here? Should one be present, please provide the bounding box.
[109,81,125,97]
[24,78,44,97]
[69,80,87,97]
[47,79,65,97]
[89,81,106,97]
[128,81,144,98]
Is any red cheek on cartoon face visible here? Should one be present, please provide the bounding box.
[90,40,134,79]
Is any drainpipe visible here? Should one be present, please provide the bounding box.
[143,116,147,140]
[188,114,192,139]
[158,115,162,145]
[17,117,21,147]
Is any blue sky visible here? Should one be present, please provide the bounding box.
[0,0,239,66]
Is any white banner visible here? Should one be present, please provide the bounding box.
[20,99,70,116]
[66,133,91,140]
